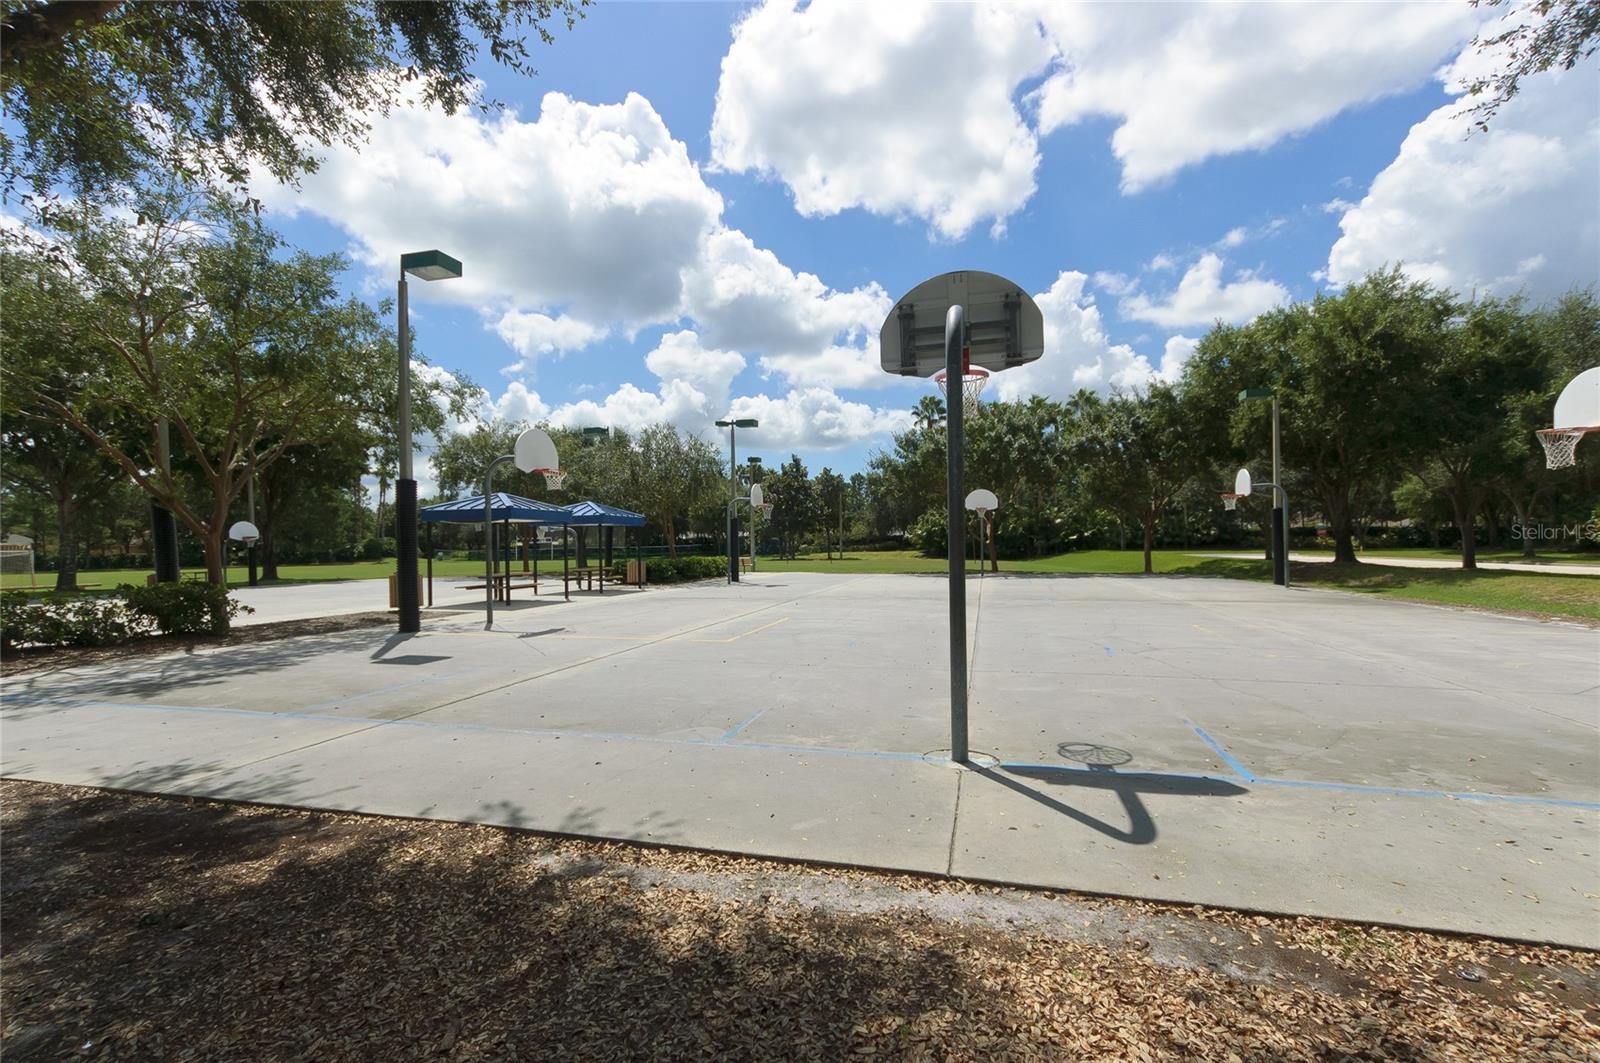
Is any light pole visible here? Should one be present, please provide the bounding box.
[715,417,757,582]
[397,250,463,634]
[1239,387,1285,587]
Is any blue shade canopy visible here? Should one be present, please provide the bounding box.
[420,493,569,524]
[563,500,647,527]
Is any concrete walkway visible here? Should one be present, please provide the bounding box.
[4,573,1596,947]
[1189,551,1600,576]
[230,574,587,626]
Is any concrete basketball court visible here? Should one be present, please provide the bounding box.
[3,572,1596,947]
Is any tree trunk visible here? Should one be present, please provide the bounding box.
[53,494,79,592]
[261,520,279,580]
[660,515,677,557]
[202,529,226,585]
[1511,498,1536,558]
[1451,493,1478,571]
[1327,494,1359,564]
[1141,514,1155,575]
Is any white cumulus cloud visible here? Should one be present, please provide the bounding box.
[1117,254,1289,328]
[1032,2,1475,192]
[1324,47,1599,300]
[711,0,1054,239]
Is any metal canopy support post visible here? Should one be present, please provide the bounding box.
[563,525,571,600]
[425,521,434,607]
[483,461,513,627]
[945,304,969,764]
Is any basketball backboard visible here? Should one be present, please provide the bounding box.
[513,428,559,473]
[749,483,764,507]
[879,271,1044,378]
[1553,367,1600,429]
[964,488,998,512]
[228,520,259,544]
[1234,468,1252,496]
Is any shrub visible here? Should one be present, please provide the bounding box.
[1,590,146,651]
[633,554,727,584]
[120,581,251,636]
[908,510,947,556]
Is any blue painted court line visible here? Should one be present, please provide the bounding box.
[722,707,768,742]
[8,695,1597,809]
[1187,723,1257,782]
[1103,645,1114,656]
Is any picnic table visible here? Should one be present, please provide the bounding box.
[567,564,609,593]
[461,571,538,603]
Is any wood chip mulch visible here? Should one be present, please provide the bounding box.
[1,780,1594,1061]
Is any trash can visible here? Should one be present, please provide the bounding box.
[388,572,424,608]
[625,559,647,587]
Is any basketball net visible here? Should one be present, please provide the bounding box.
[934,348,988,418]
[1536,427,1592,469]
[1220,492,1242,511]
[538,468,567,491]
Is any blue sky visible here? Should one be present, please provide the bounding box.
[250,1,1599,489]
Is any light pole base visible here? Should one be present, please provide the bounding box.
[396,478,420,633]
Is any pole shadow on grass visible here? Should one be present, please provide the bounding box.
[971,764,1247,845]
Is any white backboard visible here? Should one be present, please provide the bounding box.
[879,271,1044,378]
[229,520,260,544]
[1234,468,1252,497]
[964,488,998,512]
[749,483,764,507]
[1553,366,1600,428]
[514,427,559,473]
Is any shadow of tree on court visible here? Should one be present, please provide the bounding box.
[0,625,439,707]
[972,765,1248,845]
[0,782,975,1061]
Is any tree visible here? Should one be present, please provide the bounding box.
[0,245,129,590]
[1417,297,1547,568]
[1,188,467,583]
[1467,0,1600,130]
[632,424,720,556]
[1069,386,1204,574]
[1,0,586,197]
[431,420,547,500]
[1184,270,1454,563]
[765,455,819,559]
[815,468,846,559]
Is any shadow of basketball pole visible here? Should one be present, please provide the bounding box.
[971,764,1248,845]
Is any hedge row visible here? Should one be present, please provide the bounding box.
[610,554,728,584]
[0,582,252,653]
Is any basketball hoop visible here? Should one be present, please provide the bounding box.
[934,365,989,418]
[756,502,774,518]
[1536,427,1593,470]
[538,468,567,491]
[1220,492,1242,511]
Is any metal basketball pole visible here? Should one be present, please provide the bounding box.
[945,304,969,764]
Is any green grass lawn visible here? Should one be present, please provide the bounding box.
[12,548,1595,623]
[1205,546,1600,566]
[761,549,1600,622]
